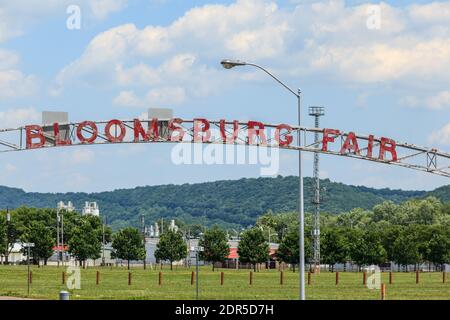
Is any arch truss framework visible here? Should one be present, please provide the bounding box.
[0,119,448,179]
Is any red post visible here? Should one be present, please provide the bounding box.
[221,272,224,286]
[280,271,284,285]
[336,272,339,285]
[389,272,393,285]
[381,283,386,300]
[308,272,311,285]
[128,272,132,285]
[416,270,420,284]
[96,271,100,285]
[363,272,367,286]
[191,271,195,285]
[249,271,253,285]
[62,271,66,285]
[159,272,163,286]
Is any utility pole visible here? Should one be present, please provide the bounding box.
[102,216,106,266]
[4,208,10,265]
[141,214,146,269]
[309,106,325,272]
[56,207,60,267]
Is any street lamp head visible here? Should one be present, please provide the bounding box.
[220,59,246,69]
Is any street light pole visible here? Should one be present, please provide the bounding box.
[220,59,306,300]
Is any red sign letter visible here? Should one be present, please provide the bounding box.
[168,118,185,142]
[247,121,267,145]
[26,125,45,149]
[77,121,98,144]
[340,132,360,155]
[275,124,293,147]
[193,118,211,143]
[322,129,340,151]
[53,123,71,146]
[219,120,239,144]
[105,119,126,143]
[379,137,397,162]
[367,135,374,158]
[133,118,159,142]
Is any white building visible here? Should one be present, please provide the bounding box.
[57,201,75,212]
[82,202,100,216]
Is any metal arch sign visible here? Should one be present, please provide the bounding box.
[0,117,449,178]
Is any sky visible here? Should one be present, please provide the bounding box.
[0,0,449,193]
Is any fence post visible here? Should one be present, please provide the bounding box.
[381,283,386,300]
[128,272,132,285]
[29,271,33,284]
[159,272,163,286]
[249,271,253,285]
[308,271,311,285]
[363,272,367,286]
[443,272,447,284]
[280,271,284,285]
[389,272,393,285]
[62,271,66,285]
[416,270,420,284]
[335,272,339,285]
[221,272,224,286]
[191,271,195,285]
[96,271,100,285]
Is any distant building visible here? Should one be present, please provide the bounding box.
[82,202,99,216]
[57,201,75,212]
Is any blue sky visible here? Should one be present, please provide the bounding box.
[0,0,449,193]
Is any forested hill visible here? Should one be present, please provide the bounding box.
[0,176,447,230]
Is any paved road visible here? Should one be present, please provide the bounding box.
[0,296,35,300]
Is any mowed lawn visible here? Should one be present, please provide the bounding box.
[0,266,448,300]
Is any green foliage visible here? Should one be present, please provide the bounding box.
[1,176,444,230]
[67,215,103,264]
[199,226,230,270]
[112,227,146,269]
[346,229,387,267]
[320,228,349,271]
[155,230,187,270]
[277,228,301,270]
[237,228,269,271]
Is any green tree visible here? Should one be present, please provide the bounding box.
[237,228,269,272]
[68,216,102,267]
[321,228,349,272]
[112,227,146,269]
[155,229,187,270]
[199,226,230,271]
[347,229,386,269]
[277,228,300,272]
[424,227,450,270]
[21,220,54,265]
[391,228,421,271]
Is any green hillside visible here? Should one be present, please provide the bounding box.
[0,176,447,230]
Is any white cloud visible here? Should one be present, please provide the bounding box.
[0,107,40,128]
[0,1,129,43]
[429,123,450,146]
[52,0,450,109]
[113,90,144,108]
[401,91,450,110]
[0,49,38,99]
[113,87,187,108]
[66,149,95,165]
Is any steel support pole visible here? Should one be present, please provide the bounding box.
[298,89,305,300]
[196,251,199,300]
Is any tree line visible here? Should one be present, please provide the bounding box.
[1,196,449,272]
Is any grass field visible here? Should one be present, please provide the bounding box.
[0,266,448,300]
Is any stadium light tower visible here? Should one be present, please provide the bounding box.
[308,106,325,272]
[220,59,306,300]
